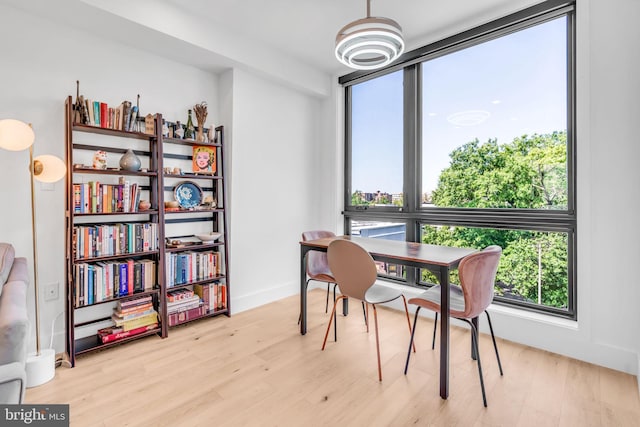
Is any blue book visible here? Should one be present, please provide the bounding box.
[93,101,100,127]
[119,263,128,296]
[87,265,94,305]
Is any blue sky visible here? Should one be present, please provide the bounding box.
[351,16,567,195]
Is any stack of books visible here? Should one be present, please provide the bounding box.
[98,295,158,343]
[167,289,205,326]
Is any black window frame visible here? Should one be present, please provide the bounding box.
[341,0,577,319]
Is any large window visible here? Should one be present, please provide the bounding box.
[350,70,404,207]
[343,1,576,318]
[422,17,568,210]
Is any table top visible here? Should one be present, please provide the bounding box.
[300,235,476,267]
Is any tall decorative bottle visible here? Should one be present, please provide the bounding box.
[184,110,195,140]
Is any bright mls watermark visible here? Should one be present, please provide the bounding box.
[1,405,69,426]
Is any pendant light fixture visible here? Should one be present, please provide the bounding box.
[335,0,405,70]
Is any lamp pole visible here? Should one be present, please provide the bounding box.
[29,144,42,355]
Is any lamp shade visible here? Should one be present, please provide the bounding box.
[33,154,66,183]
[0,119,35,151]
[335,16,405,70]
[335,0,404,70]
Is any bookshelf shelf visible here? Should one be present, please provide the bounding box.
[73,211,159,217]
[73,289,160,309]
[74,327,161,354]
[164,242,224,253]
[166,275,226,291]
[72,167,158,177]
[72,123,157,140]
[74,250,160,263]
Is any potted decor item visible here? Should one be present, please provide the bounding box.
[119,148,141,171]
[194,101,208,143]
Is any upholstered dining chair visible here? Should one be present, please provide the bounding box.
[404,245,503,407]
[324,239,415,382]
[300,230,338,321]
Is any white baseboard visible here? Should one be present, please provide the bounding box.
[231,280,298,314]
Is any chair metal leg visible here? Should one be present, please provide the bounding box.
[372,304,382,382]
[431,312,438,350]
[485,310,503,376]
[325,282,331,313]
[361,301,368,327]
[333,286,338,342]
[365,303,370,333]
[404,307,421,375]
[463,319,488,407]
[322,295,346,350]
[401,295,416,353]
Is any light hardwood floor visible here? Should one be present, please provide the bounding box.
[26,289,640,426]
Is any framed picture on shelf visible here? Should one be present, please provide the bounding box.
[192,145,216,174]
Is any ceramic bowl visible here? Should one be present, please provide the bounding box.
[194,232,222,243]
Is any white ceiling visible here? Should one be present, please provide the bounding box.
[5,0,544,92]
[158,0,543,73]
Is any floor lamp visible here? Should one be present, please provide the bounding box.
[0,119,66,387]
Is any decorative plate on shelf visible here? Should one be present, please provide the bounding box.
[173,181,203,209]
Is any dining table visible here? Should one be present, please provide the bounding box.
[299,235,476,399]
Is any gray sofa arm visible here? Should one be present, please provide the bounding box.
[0,362,26,404]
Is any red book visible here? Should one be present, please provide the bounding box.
[99,323,157,344]
[127,259,134,295]
[100,102,108,128]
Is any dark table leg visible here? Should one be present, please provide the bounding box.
[439,266,450,399]
[300,246,308,335]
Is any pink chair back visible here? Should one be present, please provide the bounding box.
[327,239,377,301]
[302,230,335,279]
[458,245,502,319]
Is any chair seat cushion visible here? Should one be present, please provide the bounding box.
[365,284,404,305]
[309,273,335,283]
[408,285,467,317]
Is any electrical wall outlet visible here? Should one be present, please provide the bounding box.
[45,283,59,301]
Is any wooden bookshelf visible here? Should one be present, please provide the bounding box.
[64,95,231,365]
[64,96,166,366]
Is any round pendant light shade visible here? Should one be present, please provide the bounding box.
[33,154,67,183]
[335,1,404,70]
[0,119,35,151]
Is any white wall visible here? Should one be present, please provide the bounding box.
[225,67,325,312]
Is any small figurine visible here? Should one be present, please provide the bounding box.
[92,150,107,169]
[162,119,169,137]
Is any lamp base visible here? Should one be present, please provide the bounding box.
[26,348,56,388]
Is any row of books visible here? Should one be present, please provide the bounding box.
[165,251,222,288]
[73,181,142,214]
[98,295,158,344]
[194,283,227,312]
[81,99,143,133]
[74,259,156,307]
[73,223,159,259]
